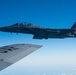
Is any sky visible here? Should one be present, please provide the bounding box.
[0,0,76,75]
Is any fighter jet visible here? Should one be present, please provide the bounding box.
[0,22,76,39]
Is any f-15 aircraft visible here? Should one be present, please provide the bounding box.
[0,22,76,39]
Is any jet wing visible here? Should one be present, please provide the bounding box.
[0,44,42,71]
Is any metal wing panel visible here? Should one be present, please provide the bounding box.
[0,44,42,71]
[0,60,12,71]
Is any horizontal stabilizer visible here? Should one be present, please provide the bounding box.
[71,22,76,29]
[0,44,42,71]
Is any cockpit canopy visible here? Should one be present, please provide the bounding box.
[12,23,27,26]
[12,22,41,28]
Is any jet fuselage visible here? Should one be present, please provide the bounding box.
[0,22,76,39]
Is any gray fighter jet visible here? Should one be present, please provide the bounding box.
[0,22,76,39]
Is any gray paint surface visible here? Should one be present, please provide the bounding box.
[0,44,42,71]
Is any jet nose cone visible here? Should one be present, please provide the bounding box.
[0,27,4,31]
[0,27,7,31]
[0,27,4,29]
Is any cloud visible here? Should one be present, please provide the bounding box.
[43,74,46,75]
[61,73,67,75]
[74,72,76,74]
[61,72,76,75]
[36,74,40,75]
[35,73,47,75]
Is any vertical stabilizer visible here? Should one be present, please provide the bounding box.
[71,22,76,29]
